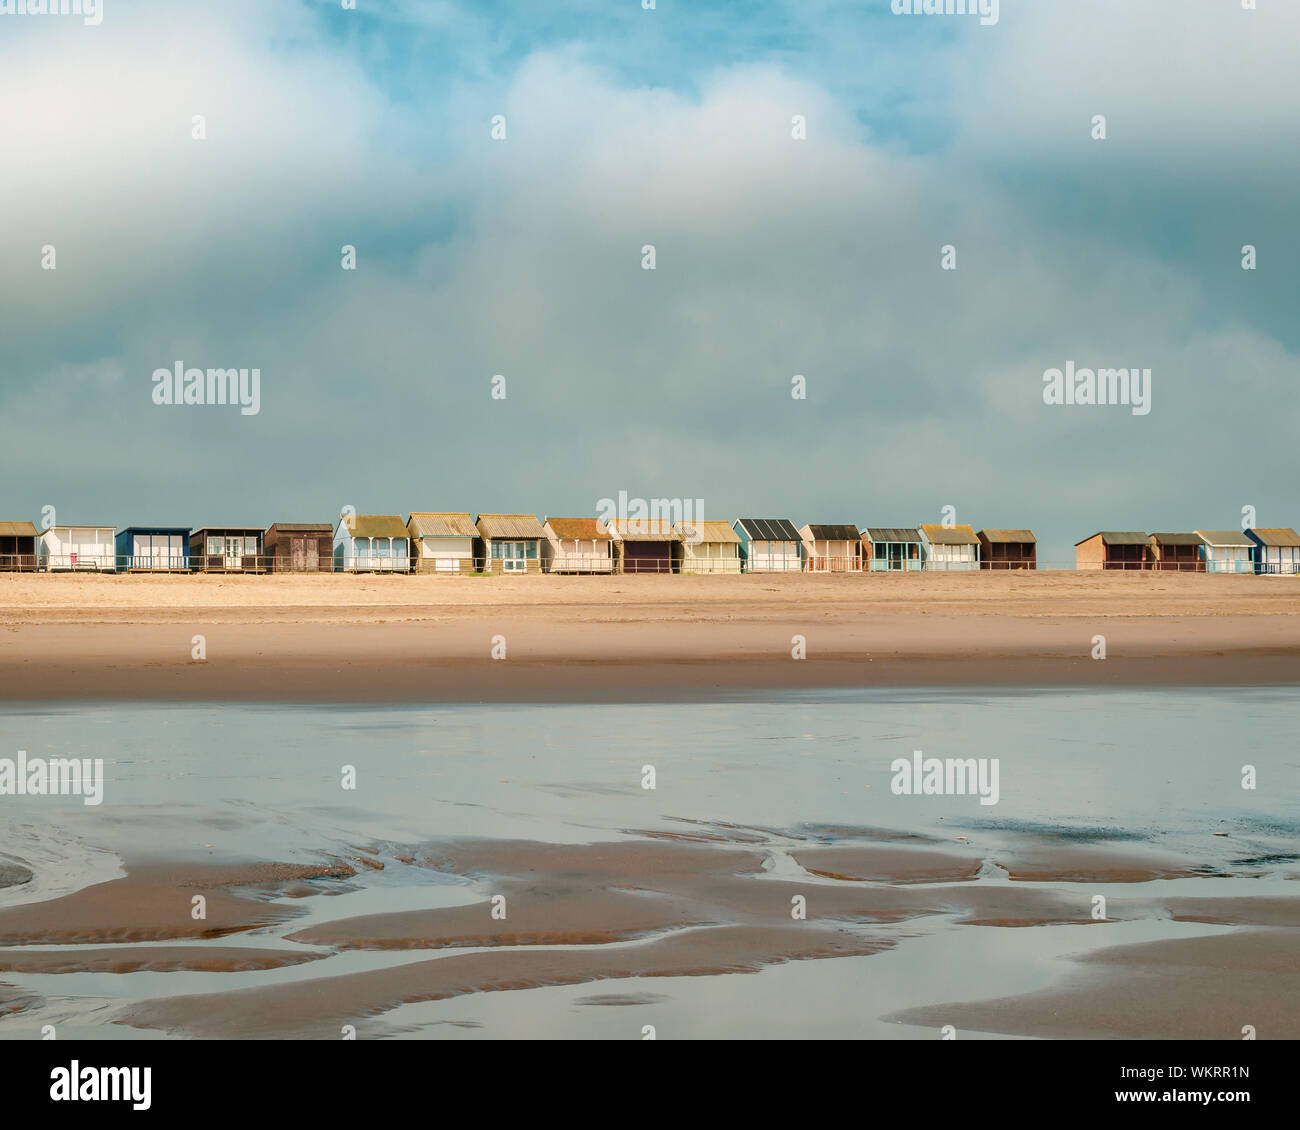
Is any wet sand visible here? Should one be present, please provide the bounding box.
[2,830,1291,1039]
[890,929,1300,1039]
[2,572,1299,701]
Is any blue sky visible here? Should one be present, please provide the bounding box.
[1,0,1297,564]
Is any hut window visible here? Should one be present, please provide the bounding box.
[207,537,222,555]
[525,541,537,560]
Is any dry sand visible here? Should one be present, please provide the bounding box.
[2,571,1298,700]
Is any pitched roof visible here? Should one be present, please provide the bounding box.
[804,524,861,541]
[545,518,612,541]
[979,529,1036,543]
[1074,531,1149,546]
[408,512,478,538]
[675,520,740,544]
[864,527,920,543]
[0,521,39,537]
[476,514,544,539]
[607,518,682,541]
[734,518,801,541]
[1149,532,1203,546]
[339,515,409,539]
[1195,529,1254,547]
[1247,527,1300,547]
[919,523,979,545]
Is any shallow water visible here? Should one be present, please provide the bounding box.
[0,687,1296,1038]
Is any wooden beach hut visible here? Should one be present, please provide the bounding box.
[673,519,742,574]
[475,514,544,574]
[1195,530,1255,574]
[190,527,266,573]
[918,524,980,571]
[115,527,191,571]
[333,515,410,573]
[799,524,862,572]
[732,519,803,573]
[37,524,117,572]
[1244,528,1300,575]
[0,521,38,571]
[541,518,614,574]
[977,529,1037,570]
[1074,532,1150,571]
[862,528,922,572]
[264,523,334,572]
[1148,533,1205,573]
[407,513,478,574]
[607,518,681,574]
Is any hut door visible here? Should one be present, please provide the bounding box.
[291,537,312,571]
[224,537,243,569]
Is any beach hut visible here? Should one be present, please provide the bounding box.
[0,521,38,571]
[1195,530,1255,574]
[799,524,862,572]
[407,513,478,574]
[1074,532,1150,571]
[475,514,544,574]
[115,527,191,572]
[607,518,681,574]
[264,523,334,573]
[37,524,117,572]
[862,528,923,572]
[977,529,1037,570]
[918,524,980,571]
[1148,533,1205,573]
[190,527,266,573]
[732,519,803,573]
[1244,528,1300,575]
[333,515,410,573]
[541,518,614,574]
[673,519,742,574]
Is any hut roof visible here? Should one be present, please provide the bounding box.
[0,521,40,537]
[1149,532,1202,546]
[675,520,740,544]
[864,527,920,543]
[1195,530,1254,547]
[1074,531,1149,546]
[1248,527,1300,547]
[979,529,1036,543]
[265,523,332,534]
[340,515,409,539]
[476,514,545,539]
[607,518,681,541]
[408,512,478,538]
[919,523,980,545]
[805,524,861,541]
[734,518,801,541]
[546,518,612,541]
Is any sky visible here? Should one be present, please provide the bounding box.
[1,0,1297,565]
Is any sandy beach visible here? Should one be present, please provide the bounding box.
[1,572,1297,1040]
[2,571,1299,701]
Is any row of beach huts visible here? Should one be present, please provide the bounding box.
[1,517,1298,575]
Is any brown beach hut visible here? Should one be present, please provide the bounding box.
[0,521,38,571]
[978,529,1037,570]
[475,514,544,574]
[265,523,334,572]
[1148,533,1204,573]
[191,527,267,572]
[606,518,681,574]
[1074,532,1150,571]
